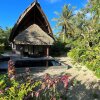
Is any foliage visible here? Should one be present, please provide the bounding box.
[0,74,41,100]
[0,74,69,100]
[50,40,67,57]
[0,44,4,54]
[0,62,70,100]
[53,4,75,42]
[54,0,100,78]
[8,60,16,80]
[0,27,12,52]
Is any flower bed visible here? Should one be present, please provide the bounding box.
[0,73,70,100]
[0,60,71,100]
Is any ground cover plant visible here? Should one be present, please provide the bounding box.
[0,60,71,100]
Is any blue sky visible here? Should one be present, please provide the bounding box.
[0,0,87,33]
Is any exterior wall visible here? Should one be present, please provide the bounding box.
[12,44,49,57]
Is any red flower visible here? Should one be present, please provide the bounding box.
[61,75,69,89]
[8,60,16,79]
[44,73,51,81]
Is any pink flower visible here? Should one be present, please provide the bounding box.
[8,60,16,79]
[44,73,51,81]
[61,75,69,89]
[0,90,4,94]
[48,83,51,89]
[54,77,60,84]
[41,82,46,89]
[8,60,14,66]
[50,80,55,87]
[35,91,40,98]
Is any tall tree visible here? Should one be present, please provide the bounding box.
[53,4,74,42]
[53,0,100,77]
[0,27,12,50]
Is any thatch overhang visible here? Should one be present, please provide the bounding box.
[14,24,54,45]
[9,1,54,42]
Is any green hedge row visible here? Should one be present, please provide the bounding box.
[68,46,100,78]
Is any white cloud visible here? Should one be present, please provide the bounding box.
[46,0,61,3]
[74,9,82,15]
[86,13,91,19]
[74,10,92,19]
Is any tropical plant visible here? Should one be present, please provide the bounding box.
[54,0,100,78]
[0,73,70,100]
[53,4,75,42]
[0,60,70,100]
[0,27,12,52]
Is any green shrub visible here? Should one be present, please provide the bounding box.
[68,46,100,78]
[50,41,68,57]
[0,44,4,54]
[95,67,100,78]
[68,48,86,63]
[0,72,70,100]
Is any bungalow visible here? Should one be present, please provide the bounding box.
[9,0,54,57]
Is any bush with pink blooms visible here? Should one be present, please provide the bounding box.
[0,73,70,100]
[0,60,70,100]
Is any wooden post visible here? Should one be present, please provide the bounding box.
[46,46,49,57]
[11,43,14,49]
[46,46,49,67]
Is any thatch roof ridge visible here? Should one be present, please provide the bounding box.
[14,24,54,45]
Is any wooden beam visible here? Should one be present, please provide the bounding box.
[46,46,49,57]
[45,46,49,67]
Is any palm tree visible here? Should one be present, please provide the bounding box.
[53,4,74,42]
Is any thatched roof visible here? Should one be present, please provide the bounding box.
[9,1,54,42]
[14,24,54,45]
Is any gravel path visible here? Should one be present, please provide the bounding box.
[56,57,100,100]
[32,57,100,100]
[1,55,100,100]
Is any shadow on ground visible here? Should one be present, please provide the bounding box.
[67,76,100,100]
[31,74,100,100]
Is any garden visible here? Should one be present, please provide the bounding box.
[0,0,100,99]
[52,0,100,78]
[0,60,71,100]
[0,59,100,100]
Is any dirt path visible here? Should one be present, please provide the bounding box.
[33,57,100,100]
[55,57,100,100]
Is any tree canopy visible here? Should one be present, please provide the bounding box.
[54,0,100,78]
[0,27,12,52]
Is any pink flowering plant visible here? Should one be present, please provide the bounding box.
[0,60,71,100]
[8,60,16,80]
